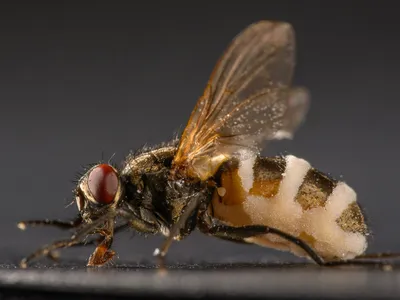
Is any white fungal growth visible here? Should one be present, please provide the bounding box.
[212,155,368,261]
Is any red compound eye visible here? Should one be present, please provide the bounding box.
[87,164,119,204]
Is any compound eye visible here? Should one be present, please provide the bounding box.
[87,164,119,204]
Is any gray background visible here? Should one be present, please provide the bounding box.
[1,1,399,266]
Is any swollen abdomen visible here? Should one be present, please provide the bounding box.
[211,154,368,261]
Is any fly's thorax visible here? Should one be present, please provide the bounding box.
[211,154,368,261]
[120,148,210,240]
[121,145,177,188]
[165,178,209,219]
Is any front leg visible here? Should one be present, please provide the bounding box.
[19,214,113,268]
[87,229,115,267]
[17,216,85,262]
[17,216,83,231]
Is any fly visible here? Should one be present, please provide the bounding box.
[17,20,399,269]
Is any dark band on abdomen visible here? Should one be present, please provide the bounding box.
[294,168,337,210]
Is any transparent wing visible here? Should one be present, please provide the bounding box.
[172,21,309,180]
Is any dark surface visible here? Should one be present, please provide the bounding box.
[0,261,400,300]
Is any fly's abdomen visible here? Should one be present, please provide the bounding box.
[211,154,368,261]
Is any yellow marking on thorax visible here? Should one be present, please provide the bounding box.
[190,154,229,181]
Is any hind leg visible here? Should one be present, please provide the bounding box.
[197,210,398,267]
[197,210,325,265]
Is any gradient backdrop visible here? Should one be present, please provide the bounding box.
[1,1,399,266]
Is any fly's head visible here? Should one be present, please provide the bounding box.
[74,163,123,222]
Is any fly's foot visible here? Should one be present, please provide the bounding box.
[153,248,167,273]
[19,258,28,269]
[19,249,60,269]
[47,250,60,262]
[87,246,116,267]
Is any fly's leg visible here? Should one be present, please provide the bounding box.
[68,223,130,249]
[20,239,82,268]
[116,207,171,269]
[87,230,115,267]
[197,209,326,266]
[325,252,400,267]
[17,216,83,263]
[153,192,204,269]
[50,223,130,264]
[17,216,83,231]
[140,170,205,269]
[204,221,398,267]
[197,210,399,267]
[207,225,325,265]
[355,252,400,259]
[19,214,113,268]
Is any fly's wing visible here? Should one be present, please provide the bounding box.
[275,87,310,140]
[172,21,310,181]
